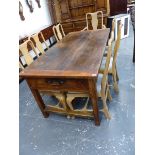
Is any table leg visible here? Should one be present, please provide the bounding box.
[88,79,100,126]
[27,84,49,118]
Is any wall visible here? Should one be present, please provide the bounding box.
[19,0,52,39]
[19,0,53,65]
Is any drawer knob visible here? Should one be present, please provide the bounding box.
[46,79,65,85]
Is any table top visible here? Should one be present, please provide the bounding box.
[20,29,110,79]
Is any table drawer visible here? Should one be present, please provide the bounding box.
[27,78,89,92]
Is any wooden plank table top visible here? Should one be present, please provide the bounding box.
[20,29,110,79]
[20,29,110,126]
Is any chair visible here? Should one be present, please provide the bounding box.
[99,22,122,93]
[53,23,65,42]
[19,40,39,66]
[103,18,116,57]
[19,61,24,71]
[30,32,49,55]
[108,18,115,45]
[66,40,113,120]
[19,40,66,111]
[82,11,106,31]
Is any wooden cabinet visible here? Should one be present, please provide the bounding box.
[110,0,127,16]
[48,0,110,34]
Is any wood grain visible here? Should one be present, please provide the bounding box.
[20,29,110,78]
[48,0,110,34]
[21,29,110,126]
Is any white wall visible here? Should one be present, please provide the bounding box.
[19,0,53,65]
[19,0,52,39]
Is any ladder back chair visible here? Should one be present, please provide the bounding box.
[99,22,122,93]
[82,11,106,31]
[66,40,113,120]
[30,32,49,55]
[19,40,39,66]
[53,23,65,42]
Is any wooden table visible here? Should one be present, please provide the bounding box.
[20,29,110,126]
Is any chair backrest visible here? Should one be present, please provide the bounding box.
[53,23,65,42]
[108,18,116,46]
[112,22,122,71]
[86,11,106,30]
[30,32,49,55]
[101,40,112,95]
[19,40,39,66]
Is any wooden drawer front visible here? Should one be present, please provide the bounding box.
[74,21,86,29]
[27,78,89,92]
[62,23,74,34]
[62,22,86,34]
[62,23,73,29]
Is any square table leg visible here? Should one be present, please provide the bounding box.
[27,80,49,118]
[88,79,100,126]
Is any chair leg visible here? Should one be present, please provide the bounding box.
[55,94,66,110]
[101,98,111,120]
[107,88,112,101]
[66,96,75,110]
[66,95,76,119]
[81,97,89,111]
[102,105,111,120]
[112,72,119,93]
[116,66,119,81]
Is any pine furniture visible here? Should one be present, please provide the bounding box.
[66,39,113,120]
[100,23,122,93]
[82,11,106,31]
[48,0,110,34]
[53,23,66,42]
[20,28,110,126]
[19,40,39,66]
[29,32,49,55]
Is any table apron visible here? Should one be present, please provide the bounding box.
[27,78,89,92]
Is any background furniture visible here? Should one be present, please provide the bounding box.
[19,40,39,66]
[19,25,57,83]
[48,0,110,34]
[109,0,127,16]
[82,11,106,31]
[53,23,66,42]
[100,23,122,93]
[19,25,56,48]
[20,29,110,126]
[30,32,49,55]
[107,14,130,40]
